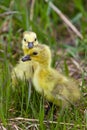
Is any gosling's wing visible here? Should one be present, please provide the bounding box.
[51,83,74,106]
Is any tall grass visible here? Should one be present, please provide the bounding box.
[0,0,87,129]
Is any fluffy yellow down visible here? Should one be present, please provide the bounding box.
[22,44,81,107]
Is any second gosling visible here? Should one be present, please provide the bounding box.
[11,31,38,86]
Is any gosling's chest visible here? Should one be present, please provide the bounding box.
[33,73,43,93]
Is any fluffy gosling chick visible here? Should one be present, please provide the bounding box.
[22,44,81,107]
[11,31,38,86]
[22,31,38,55]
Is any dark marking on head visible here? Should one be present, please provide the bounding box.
[24,38,26,42]
[35,38,37,41]
[33,52,38,55]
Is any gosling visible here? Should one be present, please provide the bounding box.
[22,44,81,107]
[11,31,38,86]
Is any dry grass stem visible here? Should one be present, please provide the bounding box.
[30,0,35,21]
[0,11,19,18]
[45,0,83,39]
[8,117,86,128]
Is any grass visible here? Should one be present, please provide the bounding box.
[0,0,87,129]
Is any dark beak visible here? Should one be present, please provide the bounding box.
[28,42,33,48]
[22,55,31,62]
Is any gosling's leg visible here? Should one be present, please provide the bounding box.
[45,102,53,115]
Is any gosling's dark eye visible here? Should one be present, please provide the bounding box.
[24,38,26,42]
[33,52,38,55]
[35,38,37,41]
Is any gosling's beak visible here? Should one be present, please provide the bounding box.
[22,55,31,62]
[28,42,33,49]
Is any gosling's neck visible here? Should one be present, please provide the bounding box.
[35,58,52,72]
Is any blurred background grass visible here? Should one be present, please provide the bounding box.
[0,0,87,129]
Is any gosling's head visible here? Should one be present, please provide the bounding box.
[22,45,51,67]
[22,31,38,50]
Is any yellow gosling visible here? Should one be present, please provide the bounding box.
[11,31,38,87]
[22,44,81,107]
[22,31,38,55]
